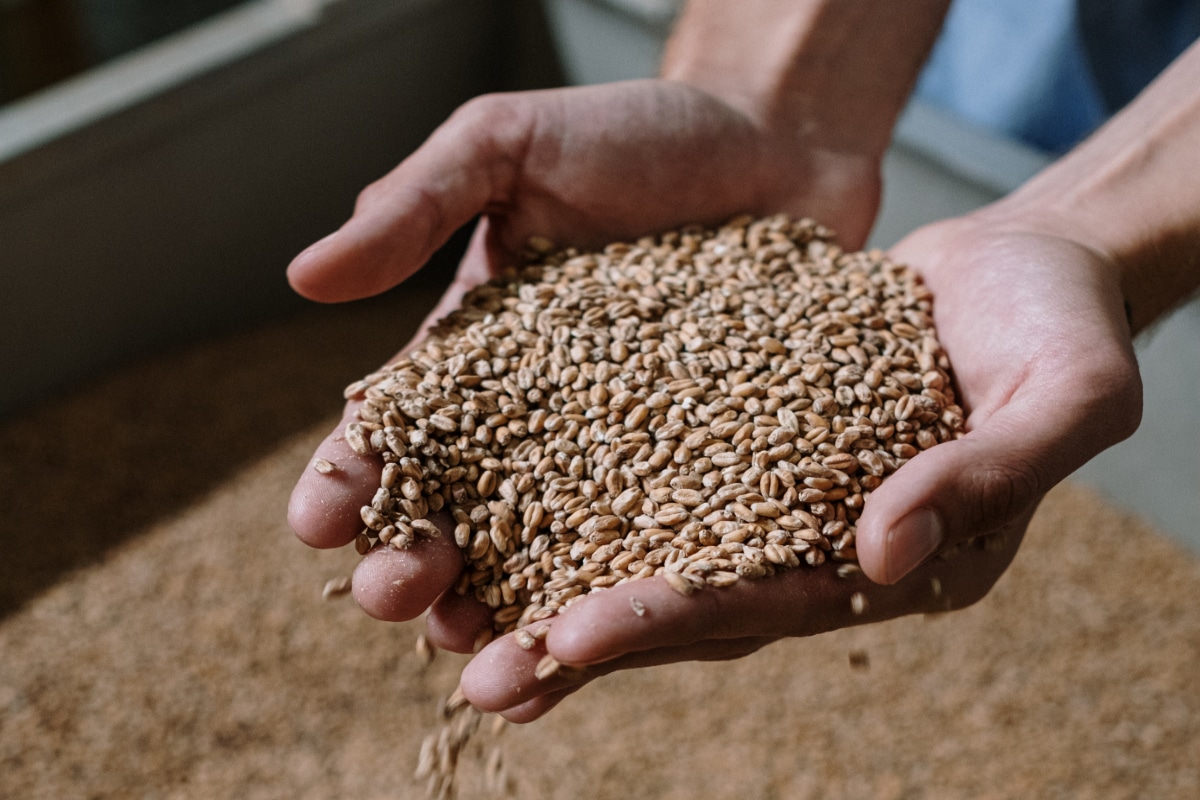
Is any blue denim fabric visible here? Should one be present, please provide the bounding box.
[915,0,1200,153]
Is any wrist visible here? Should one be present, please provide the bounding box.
[661,0,951,161]
[976,40,1200,334]
[983,168,1199,336]
[966,187,1121,277]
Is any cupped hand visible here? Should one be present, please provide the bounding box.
[287,81,1144,724]
[288,80,881,623]
[453,206,1143,722]
[287,79,881,304]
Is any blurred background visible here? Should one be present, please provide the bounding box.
[0,0,246,103]
[1,0,1196,549]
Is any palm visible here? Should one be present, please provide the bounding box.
[891,219,1140,485]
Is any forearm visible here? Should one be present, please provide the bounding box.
[991,39,1200,333]
[661,0,952,158]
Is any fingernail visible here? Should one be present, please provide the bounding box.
[886,507,944,583]
[293,231,339,264]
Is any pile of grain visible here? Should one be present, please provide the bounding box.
[337,215,964,634]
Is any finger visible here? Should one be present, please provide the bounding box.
[496,686,579,724]
[287,94,530,302]
[351,514,464,621]
[288,222,494,550]
[462,626,775,719]
[493,633,773,722]
[540,525,1027,669]
[459,621,562,714]
[542,571,863,666]
[426,587,494,654]
[854,375,1138,585]
[287,411,381,549]
[462,526,1026,718]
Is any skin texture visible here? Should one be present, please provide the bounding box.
[286,5,1200,721]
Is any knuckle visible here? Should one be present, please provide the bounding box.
[969,460,1044,534]
[450,92,525,140]
[353,179,387,214]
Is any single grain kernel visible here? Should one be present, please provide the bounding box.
[850,592,869,616]
[415,633,436,667]
[321,575,351,600]
[534,654,561,680]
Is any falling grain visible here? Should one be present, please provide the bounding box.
[415,633,436,667]
[321,575,351,601]
[850,592,869,616]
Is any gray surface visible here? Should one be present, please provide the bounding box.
[542,0,668,84]
[0,0,540,419]
[870,145,998,250]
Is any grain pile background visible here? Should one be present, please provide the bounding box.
[2,274,1198,799]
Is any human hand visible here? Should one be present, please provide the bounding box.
[292,22,1200,721]
[286,79,883,629]
[286,79,881,305]
[443,205,1142,722]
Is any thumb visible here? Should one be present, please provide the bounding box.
[854,386,1127,585]
[287,93,530,302]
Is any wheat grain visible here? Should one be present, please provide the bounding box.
[334,214,968,799]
